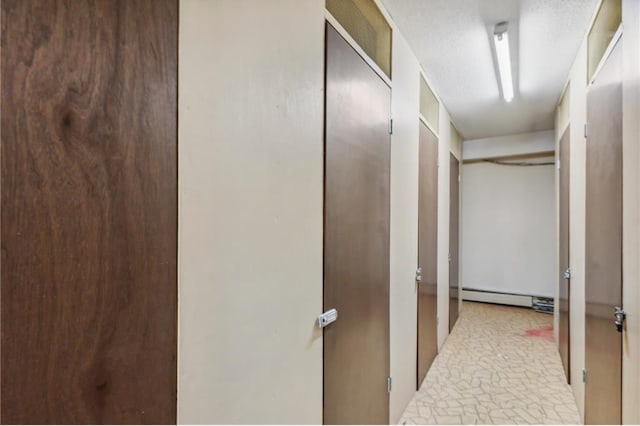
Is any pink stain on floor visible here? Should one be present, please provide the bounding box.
[524,325,554,342]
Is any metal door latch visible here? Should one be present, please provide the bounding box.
[564,268,571,280]
[614,306,626,332]
[317,308,338,329]
[416,267,422,283]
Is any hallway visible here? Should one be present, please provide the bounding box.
[1,0,639,423]
[401,302,580,425]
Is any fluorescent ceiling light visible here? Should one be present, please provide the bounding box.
[494,22,514,102]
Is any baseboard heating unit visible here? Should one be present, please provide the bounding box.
[462,288,555,313]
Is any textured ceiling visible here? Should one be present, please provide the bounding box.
[380,0,598,139]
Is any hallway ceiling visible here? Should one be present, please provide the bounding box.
[380,0,598,139]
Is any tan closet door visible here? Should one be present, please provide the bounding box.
[323,23,391,424]
[449,154,460,331]
[559,126,571,383]
[417,122,438,388]
[585,39,623,425]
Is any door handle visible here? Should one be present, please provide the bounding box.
[614,306,626,332]
[317,308,338,328]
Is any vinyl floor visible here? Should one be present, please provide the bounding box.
[400,301,581,425]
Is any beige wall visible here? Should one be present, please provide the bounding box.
[555,30,588,424]
[567,37,588,422]
[178,0,325,423]
[437,107,452,349]
[622,0,640,422]
[388,28,421,424]
[178,1,459,422]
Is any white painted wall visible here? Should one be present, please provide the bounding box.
[563,35,588,422]
[178,1,324,423]
[178,1,460,422]
[437,107,452,349]
[388,29,420,424]
[461,153,556,298]
[463,130,555,161]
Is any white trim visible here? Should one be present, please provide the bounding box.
[419,113,439,138]
[462,289,533,308]
[325,11,392,88]
[589,23,624,85]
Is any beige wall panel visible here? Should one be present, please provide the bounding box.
[554,84,571,348]
[178,0,324,423]
[568,38,588,422]
[622,0,640,422]
[389,29,420,424]
[437,107,451,349]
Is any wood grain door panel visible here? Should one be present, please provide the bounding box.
[1,1,178,423]
[323,23,391,425]
[417,122,438,388]
[449,154,460,331]
[585,39,623,425]
[559,126,571,383]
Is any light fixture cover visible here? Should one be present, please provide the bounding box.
[493,22,514,102]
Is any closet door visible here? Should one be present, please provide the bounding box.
[449,154,460,331]
[323,23,391,424]
[558,126,571,382]
[1,1,178,423]
[417,121,438,388]
[585,39,623,426]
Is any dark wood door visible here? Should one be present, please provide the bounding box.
[449,154,460,331]
[585,39,623,425]
[324,23,390,425]
[1,1,178,423]
[417,122,438,388]
[558,126,571,383]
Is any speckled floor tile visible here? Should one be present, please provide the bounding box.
[399,302,581,425]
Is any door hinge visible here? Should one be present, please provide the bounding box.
[584,123,588,139]
[458,174,461,182]
[389,118,393,135]
[557,159,561,170]
[564,268,571,280]
[582,368,587,383]
[387,376,392,392]
[416,267,423,283]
